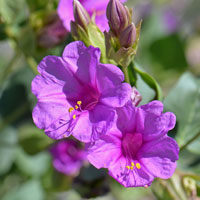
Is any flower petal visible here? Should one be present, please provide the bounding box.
[62,41,101,86]
[33,101,71,139]
[32,56,82,139]
[67,105,116,143]
[138,137,179,179]
[136,101,176,141]
[108,157,154,187]
[116,101,136,133]
[94,11,109,31]
[96,63,124,92]
[89,104,116,140]
[71,111,93,142]
[34,55,82,99]
[87,134,121,169]
[57,0,74,31]
[100,83,132,108]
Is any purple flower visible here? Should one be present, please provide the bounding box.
[32,41,132,142]
[87,101,179,187]
[49,139,86,176]
[57,0,126,32]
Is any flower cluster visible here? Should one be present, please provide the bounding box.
[32,0,179,187]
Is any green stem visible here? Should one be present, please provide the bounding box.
[26,56,39,75]
[122,67,130,84]
[180,132,200,153]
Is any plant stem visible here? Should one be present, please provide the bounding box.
[180,132,200,153]
[26,56,39,75]
[122,66,130,84]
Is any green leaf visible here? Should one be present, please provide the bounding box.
[15,147,51,177]
[0,0,29,24]
[151,178,184,200]
[49,190,81,200]
[0,24,7,40]
[136,73,155,105]
[134,63,163,101]
[18,123,53,155]
[2,179,44,200]
[17,25,36,56]
[110,178,152,200]
[149,34,187,71]
[187,137,200,155]
[0,127,17,175]
[164,72,200,149]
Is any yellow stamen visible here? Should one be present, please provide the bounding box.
[75,105,78,110]
[130,166,133,170]
[136,163,141,169]
[126,166,130,169]
[68,107,74,113]
[73,114,76,119]
[77,101,82,105]
[131,162,135,167]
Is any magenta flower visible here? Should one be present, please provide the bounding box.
[87,101,179,187]
[32,41,132,142]
[57,0,126,32]
[49,139,86,176]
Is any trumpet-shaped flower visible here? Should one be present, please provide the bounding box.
[57,0,126,32]
[87,101,179,187]
[50,139,86,175]
[32,41,132,142]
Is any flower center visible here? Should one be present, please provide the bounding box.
[122,133,143,159]
[80,86,100,111]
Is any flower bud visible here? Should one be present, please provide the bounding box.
[106,0,129,36]
[131,87,142,106]
[119,23,136,48]
[183,177,197,197]
[73,0,91,31]
[38,14,67,48]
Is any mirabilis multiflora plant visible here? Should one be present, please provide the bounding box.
[32,0,179,188]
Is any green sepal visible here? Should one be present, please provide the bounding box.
[71,21,107,63]
[87,23,106,63]
[104,21,142,67]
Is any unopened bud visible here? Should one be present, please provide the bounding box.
[73,0,91,31]
[38,14,67,48]
[183,177,197,197]
[106,0,129,36]
[119,23,136,48]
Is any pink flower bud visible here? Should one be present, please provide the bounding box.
[131,87,142,106]
[106,0,129,36]
[119,23,136,48]
[73,0,91,31]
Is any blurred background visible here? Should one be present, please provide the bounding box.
[0,0,200,199]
